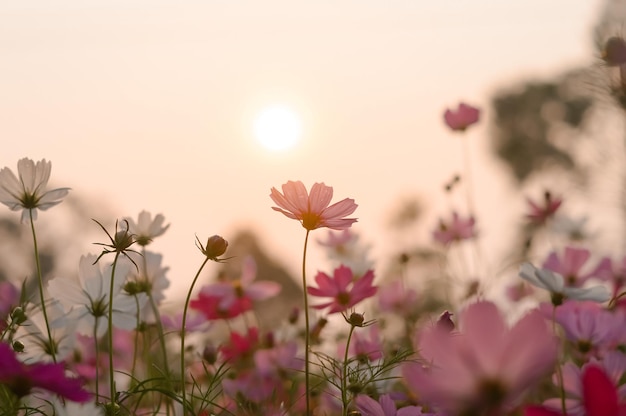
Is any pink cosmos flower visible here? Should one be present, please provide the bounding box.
[595,255,626,299]
[270,180,358,231]
[546,300,616,357]
[221,369,277,403]
[443,102,480,132]
[307,265,377,314]
[403,301,558,415]
[378,281,419,317]
[0,342,90,402]
[526,191,562,226]
[505,281,535,302]
[542,246,602,286]
[432,211,477,245]
[254,340,302,376]
[197,257,280,310]
[539,352,626,416]
[525,361,626,416]
[355,394,424,416]
[161,310,209,333]
[344,324,383,363]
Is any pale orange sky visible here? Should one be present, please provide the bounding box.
[0,0,604,301]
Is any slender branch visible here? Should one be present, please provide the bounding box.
[181,257,210,416]
[302,229,312,416]
[28,209,56,363]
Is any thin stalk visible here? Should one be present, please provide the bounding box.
[28,209,57,363]
[552,306,567,416]
[141,248,172,416]
[108,251,121,405]
[94,317,100,403]
[130,295,142,380]
[302,229,312,416]
[180,257,210,416]
[341,325,356,416]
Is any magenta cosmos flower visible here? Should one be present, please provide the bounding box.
[0,342,90,402]
[443,102,480,132]
[403,301,557,415]
[525,363,626,416]
[270,181,358,231]
[526,191,562,226]
[307,265,377,314]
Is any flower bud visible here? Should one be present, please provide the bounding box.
[436,310,455,333]
[12,340,24,353]
[10,307,26,325]
[603,36,626,66]
[202,343,218,365]
[114,229,135,251]
[348,312,365,327]
[199,235,228,260]
[288,307,300,324]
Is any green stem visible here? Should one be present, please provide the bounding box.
[341,325,356,416]
[180,257,210,416]
[94,317,100,403]
[28,209,57,363]
[141,248,172,416]
[108,251,121,405]
[552,306,567,416]
[302,229,311,416]
[142,246,171,380]
[130,295,141,381]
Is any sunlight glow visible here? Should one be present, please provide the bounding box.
[254,105,302,151]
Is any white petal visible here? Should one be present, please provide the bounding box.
[564,285,611,303]
[519,262,546,289]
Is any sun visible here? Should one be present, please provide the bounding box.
[253,105,302,151]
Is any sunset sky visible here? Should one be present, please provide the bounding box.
[0,0,605,300]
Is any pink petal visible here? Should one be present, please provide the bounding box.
[461,301,507,375]
[309,182,334,213]
[582,365,619,416]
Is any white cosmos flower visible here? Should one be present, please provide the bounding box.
[124,210,170,246]
[15,300,77,363]
[51,398,104,416]
[0,158,70,222]
[48,254,147,337]
[124,251,170,322]
[519,262,611,304]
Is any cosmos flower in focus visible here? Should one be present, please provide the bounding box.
[0,158,70,222]
[270,181,357,231]
[444,103,480,132]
